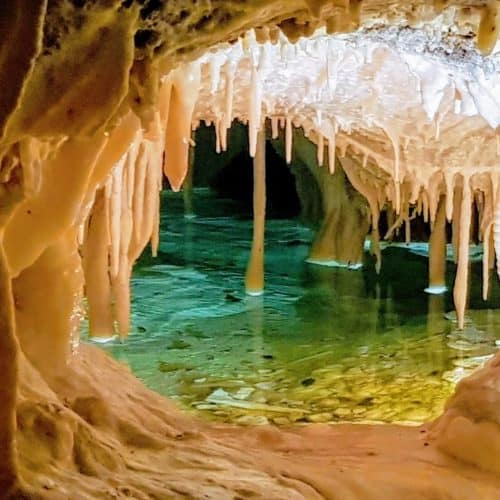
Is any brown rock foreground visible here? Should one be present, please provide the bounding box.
[12,344,500,498]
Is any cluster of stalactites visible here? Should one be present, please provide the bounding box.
[192,23,500,329]
[341,156,500,329]
[279,1,500,54]
[79,9,500,337]
[80,64,201,340]
[80,126,163,340]
[199,94,500,330]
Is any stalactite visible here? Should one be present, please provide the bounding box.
[133,143,148,241]
[483,221,493,300]
[248,65,262,158]
[271,116,279,139]
[426,196,447,294]
[4,136,107,277]
[451,183,463,264]
[341,157,381,272]
[219,116,228,152]
[83,188,114,340]
[112,150,135,338]
[109,157,125,279]
[215,118,221,154]
[494,183,500,278]
[164,62,200,191]
[453,175,472,330]
[245,128,266,296]
[150,140,164,258]
[285,116,293,164]
[224,62,235,136]
[444,172,455,222]
[328,129,336,174]
[317,133,324,166]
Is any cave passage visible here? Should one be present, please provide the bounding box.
[93,187,500,426]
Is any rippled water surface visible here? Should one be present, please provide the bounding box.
[90,189,500,425]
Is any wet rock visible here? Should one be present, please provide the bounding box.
[235,415,269,425]
[301,377,315,387]
[306,412,332,423]
[333,408,352,418]
[168,339,192,350]
[233,387,254,400]
[272,417,291,425]
[225,293,241,303]
[158,361,191,372]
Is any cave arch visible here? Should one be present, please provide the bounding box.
[0,1,499,497]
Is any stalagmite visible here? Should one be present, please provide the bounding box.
[453,175,472,330]
[245,128,266,295]
[425,196,448,294]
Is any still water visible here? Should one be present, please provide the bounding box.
[90,189,500,426]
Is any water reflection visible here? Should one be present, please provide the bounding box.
[91,189,500,425]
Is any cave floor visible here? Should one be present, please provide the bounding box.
[19,343,500,499]
[89,189,500,426]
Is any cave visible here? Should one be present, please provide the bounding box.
[1,1,500,498]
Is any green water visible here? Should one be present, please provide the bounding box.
[91,189,500,426]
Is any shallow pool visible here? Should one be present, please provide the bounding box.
[89,189,500,425]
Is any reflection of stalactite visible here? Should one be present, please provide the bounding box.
[183,144,195,218]
[426,293,446,372]
[245,295,264,360]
